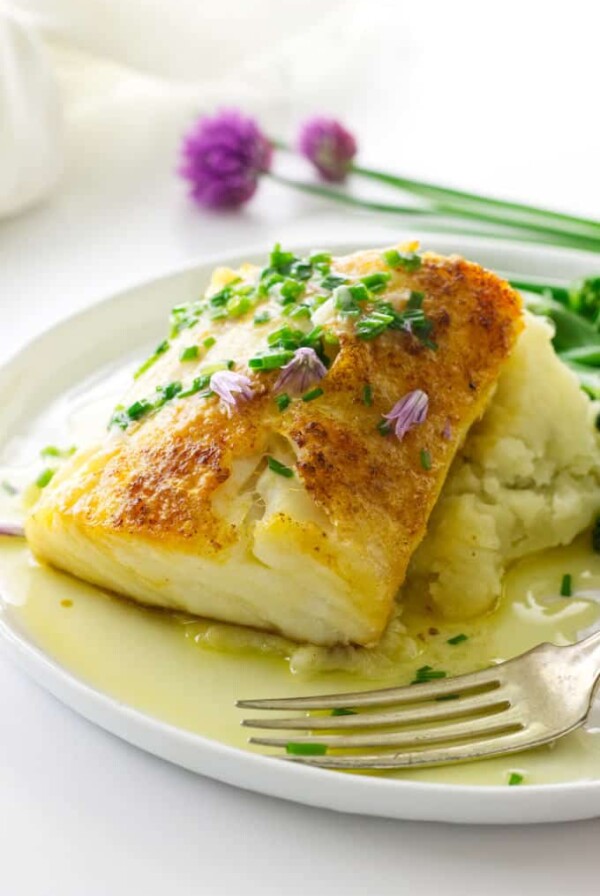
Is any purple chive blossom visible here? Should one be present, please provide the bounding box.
[0,521,25,537]
[274,347,327,395]
[297,117,357,183]
[179,109,272,209]
[384,389,429,440]
[210,370,253,414]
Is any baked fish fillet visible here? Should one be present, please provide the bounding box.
[26,244,523,646]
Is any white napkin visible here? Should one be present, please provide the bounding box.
[1,0,374,220]
[0,6,62,219]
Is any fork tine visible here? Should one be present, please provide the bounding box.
[241,689,509,731]
[236,666,502,711]
[249,710,522,750]
[279,728,553,770]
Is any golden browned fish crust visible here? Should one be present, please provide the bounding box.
[26,246,522,646]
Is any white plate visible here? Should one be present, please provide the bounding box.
[1,234,599,825]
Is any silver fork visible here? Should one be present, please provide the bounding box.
[237,631,600,769]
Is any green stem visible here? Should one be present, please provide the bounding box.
[268,173,600,252]
[351,164,600,242]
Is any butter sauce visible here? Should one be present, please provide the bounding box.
[0,368,599,786]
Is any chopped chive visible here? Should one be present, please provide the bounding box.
[36,468,56,489]
[411,665,447,684]
[277,278,305,303]
[267,456,294,478]
[407,290,425,309]
[276,393,291,412]
[248,351,295,371]
[323,330,339,346]
[383,249,422,271]
[108,406,129,430]
[508,772,524,786]
[420,449,432,470]
[330,708,357,716]
[302,387,324,402]
[1,480,18,496]
[362,384,373,406]
[179,345,199,362]
[203,336,216,349]
[269,243,298,274]
[126,399,154,421]
[40,445,76,459]
[320,273,347,291]
[377,419,392,436]
[155,381,182,404]
[560,573,573,597]
[285,742,327,756]
[289,260,313,281]
[226,294,253,318]
[447,633,468,645]
[309,251,332,265]
[178,373,210,397]
[285,304,311,321]
[199,360,234,376]
[360,272,391,293]
[254,311,271,326]
[435,693,460,702]
[134,339,169,379]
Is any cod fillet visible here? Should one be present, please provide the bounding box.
[26,244,523,646]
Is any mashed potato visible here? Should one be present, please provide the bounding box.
[406,312,600,618]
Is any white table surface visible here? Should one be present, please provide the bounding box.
[1,2,600,892]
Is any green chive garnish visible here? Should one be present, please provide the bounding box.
[508,772,524,786]
[179,345,199,362]
[377,419,392,436]
[126,399,154,421]
[134,339,169,379]
[36,468,56,489]
[447,633,468,645]
[420,449,432,470]
[302,387,324,402]
[198,360,234,376]
[276,394,291,412]
[254,311,271,325]
[285,742,327,756]
[383,249,422,271]
[360,272,391,293]
[40,445,76,459]
[320,273,347,291]
[249,351,295,370]
[203,336,216,349]
[411,665,447,684]
[267,456,294,478]
[330,708,357,716]
[407,290,425,309]
[560,573,573,597]
[362,384,373,406]
[309,251,332,265]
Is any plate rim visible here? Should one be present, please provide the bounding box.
[2,232,599,824]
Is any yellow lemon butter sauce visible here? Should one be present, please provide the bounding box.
[1,530,599,786]
[0,372,599,786]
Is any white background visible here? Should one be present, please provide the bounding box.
[1,1,600,892]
